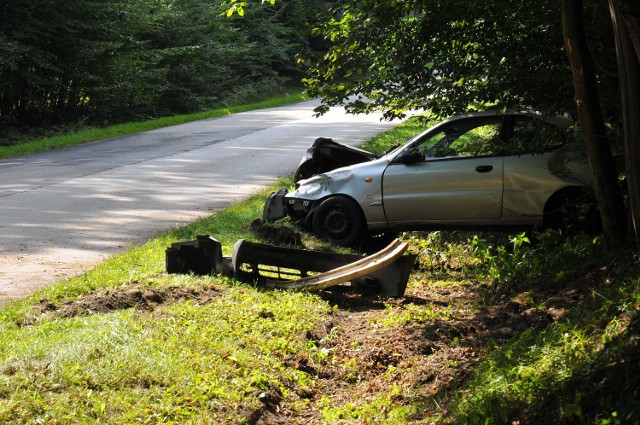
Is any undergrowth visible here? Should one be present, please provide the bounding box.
[448,271,640,424]
[411,230,640,424]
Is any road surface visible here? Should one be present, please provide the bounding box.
[0,99,401,302]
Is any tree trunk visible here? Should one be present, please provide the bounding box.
[609,0,640,245]
[561,0,626,245]
[619,0,640,59]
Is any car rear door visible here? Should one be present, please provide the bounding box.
[381,116,505,224]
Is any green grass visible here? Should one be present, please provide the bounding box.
[449,277,640,424]
[0,182,333,423]
[0,115,638,424]
[0,92,308,160]
[359,114,435,155]
[1,287,330,423]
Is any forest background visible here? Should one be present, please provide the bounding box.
[0,0,324,143]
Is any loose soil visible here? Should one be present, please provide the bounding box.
[253,273,594,424]
[34,283,222,320]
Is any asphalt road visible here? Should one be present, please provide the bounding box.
[0,99,401,302]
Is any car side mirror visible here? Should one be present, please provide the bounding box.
[395,150,423,165]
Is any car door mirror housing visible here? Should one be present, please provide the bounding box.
[395,150,423,164]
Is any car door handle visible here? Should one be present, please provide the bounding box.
[475,165,493,173]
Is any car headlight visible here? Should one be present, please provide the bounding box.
[296,178,324,197]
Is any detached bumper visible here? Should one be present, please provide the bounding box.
[262,189,288,221]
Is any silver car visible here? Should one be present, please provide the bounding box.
[264,112,595,246]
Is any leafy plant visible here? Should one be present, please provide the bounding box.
[449,275,640,424]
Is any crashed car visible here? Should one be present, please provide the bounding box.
[293,137,377,182]
[264,112,597,246]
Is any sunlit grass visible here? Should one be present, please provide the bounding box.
[0,287,330,423]
[449,277,640,424]
[359,114,435,155]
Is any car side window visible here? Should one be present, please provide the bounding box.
[504,116,566,155]
[415,131,450,157]
[417,117,504,159]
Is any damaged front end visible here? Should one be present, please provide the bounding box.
[294,137,376,183]
[263,169,358,226]
[262,173,330,225]
[262,139,388,235]
[262,189,291,222]
[262,187,316,226]
[264,137,374,224]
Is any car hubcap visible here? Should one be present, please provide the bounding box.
[324,208,351,237]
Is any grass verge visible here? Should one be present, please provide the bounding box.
[0,182,334,424]
[0,92,308,160]
[0,116,638,424]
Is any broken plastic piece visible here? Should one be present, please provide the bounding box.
[166,236,414,297]
[265,239,411,296]
[262,189,288,222]
[166,235,227,275]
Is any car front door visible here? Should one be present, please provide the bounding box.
[381,116,505,225]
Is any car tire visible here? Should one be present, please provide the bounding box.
[312,196,367,246]
[544,189,601,235]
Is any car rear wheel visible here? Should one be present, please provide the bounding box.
[312,196,367,246]
[544,189,601,235]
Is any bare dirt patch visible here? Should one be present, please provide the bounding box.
[247,218,306,247]
[253,272,594,424]
[36,283,222,319]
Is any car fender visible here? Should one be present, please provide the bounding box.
[502,150,592,220]
[288,159,390,228]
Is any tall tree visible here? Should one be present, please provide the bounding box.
[304,1,576,118]
[561,0,626,244]
[608,0,640,244]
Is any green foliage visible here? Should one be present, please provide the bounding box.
[0,0,325,139]
[319,388,413,423]
[225,0,276,17]
[359,114,436,154]
[304,0,617,121]
[395,227,638,424]
[450,276,640,424]
[379,301,455,327]
[408,231,480,275]
[0,288,330,423]
[468,230,605,290]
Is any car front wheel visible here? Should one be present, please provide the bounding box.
[312,196,367,246]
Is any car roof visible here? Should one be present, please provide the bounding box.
[459,111,570,126]
[402,111,573,147]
